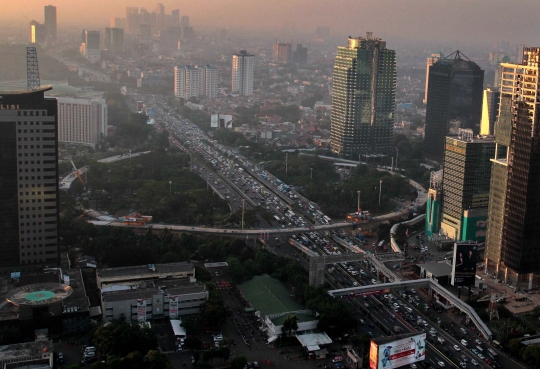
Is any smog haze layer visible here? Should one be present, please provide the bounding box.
[3,0,540,43]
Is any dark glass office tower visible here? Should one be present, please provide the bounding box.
[423,51,484,163]
[0,87,59,273]
[485,47,540,289]
[330,33,396,159]
[44,5,57,46]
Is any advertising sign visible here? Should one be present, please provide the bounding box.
[136,101,144,112]
[146,108,155,117]
[136,299,147,322]
[369,333,426,369]
[169,295,179,319]
[211,114,219,128]
[451,242,478,286]
[219,114,233,128]
[369,341,379,369]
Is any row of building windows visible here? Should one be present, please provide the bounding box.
[16,110,48,117]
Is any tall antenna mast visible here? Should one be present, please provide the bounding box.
[27,46,41,91]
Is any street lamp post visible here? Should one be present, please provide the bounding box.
[357,190,361,214]
[310,167,313,180]
[391,157,394,172]
[379,180,382,206]
[241,199,245,230]
[169,180,172,197]
[207,174,209,190]
[396,148,399,170]
[285,153,288,177]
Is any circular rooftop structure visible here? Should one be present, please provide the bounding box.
[6,283,73,307]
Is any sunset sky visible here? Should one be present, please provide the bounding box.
[4,0,540,43]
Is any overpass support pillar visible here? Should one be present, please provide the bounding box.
[309,257,326,287]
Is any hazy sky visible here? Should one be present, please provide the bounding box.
[5,0,540,44]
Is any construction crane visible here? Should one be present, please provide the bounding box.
[70,160,85,185]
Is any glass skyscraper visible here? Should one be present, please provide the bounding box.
[440,130,494,242]
[423,51,484,163]
[330,33,396,159]
[485,47,540,289]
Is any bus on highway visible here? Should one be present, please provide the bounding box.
[487,348,498,359]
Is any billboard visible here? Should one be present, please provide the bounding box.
[169,295,179,319]
[136,299,147,322]
[146,108,155,117]
[452,242,478,286]
[210,114,233,128]
[136,101,144,112]
[211,114,219,128]
[369,333,426,369]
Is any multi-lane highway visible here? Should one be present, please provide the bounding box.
[113,94,502,369]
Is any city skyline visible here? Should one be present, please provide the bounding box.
[3,0,540,44]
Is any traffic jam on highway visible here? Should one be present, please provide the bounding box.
[143,96,501,369]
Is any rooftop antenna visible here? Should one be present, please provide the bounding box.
[27,46,41,91]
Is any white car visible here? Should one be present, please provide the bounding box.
[477,353,485,360]
[437,361,445,367]
[460,362,467,368]
[454,345,461,351]
[471,359,479,366]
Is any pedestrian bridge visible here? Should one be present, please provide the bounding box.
[328,279,492,341]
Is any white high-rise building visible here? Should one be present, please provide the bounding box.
[57,97,108,148]
[203,65,219,99]
[232,50,254,96]
[174,65,218,100]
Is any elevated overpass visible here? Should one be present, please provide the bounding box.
[288,238,402,286]
[90,220,356,238]
[328,279,492,341]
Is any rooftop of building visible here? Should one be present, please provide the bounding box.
[372,332,423,345]
[101,280,206,303]
[296,332,332,348]
[98,262,194,282]
[0,340,53,361]
[446,133,495,144]
[271,312,315,325]
[0,85,52,95]
[0,81,104,99]
[0,256,89,321]
[417,262,452,277]
[238,275,304,318]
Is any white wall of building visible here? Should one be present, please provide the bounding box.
[57,97,107,148]
[175,65,218,100]
[232,51,254,96]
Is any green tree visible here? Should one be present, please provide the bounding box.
[91,320,158,358]
[180,318,198,336]
[282,314,299,337]
[143,350,174,369]
[506,338,523,357]
[230,356,248,369]
[521,345,540,364]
